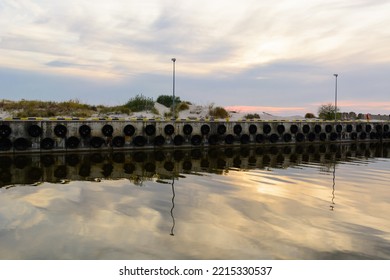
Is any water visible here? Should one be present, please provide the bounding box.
[1,143,390,259]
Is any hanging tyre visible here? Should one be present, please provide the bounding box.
[269,134,278,143]
[351,132,358,140]
[296,133,305,142]
[336,124,342,133]
[66,136,80,149]
[0,138,12,151]
[112,136,125,147]
[14,138,31,151]
[201,124,210,135]
[41,138,55,150]
[283,133,292,142]
[356,124,363,132]
[330,132,338,141]
[164,124,174,135]
[90,136,104,148]
[290,125,298,134]
[277,124,285,134]
[359,132,367,140]
[302,125,310,134]
[123,124,135,136]
[308,132,316,142]
[0,124,12,138]
[314,125,321,134]
[133,135,147,147]
[224,134,235,144]
[217,124,226,135]
[233,124,242,135]
[208,134,219,145]
[249,124,257,134]
[54,124,67,138]
[370,132,378,140]
[102,124,114,137]
[154,135,165,146]
[28,124,42,137]
[255,134,264,143]
[145,124,156,136]
[79,125,91,138]
[319,133,327,141]
[263,124,271,134]
[191,135,202,146]
[346,124,353,133]
[183,124,193,135]
[240,134,250,144]
[365,125,372,133]
[173,135,184,146]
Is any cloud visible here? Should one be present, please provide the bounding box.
[1,1,390,114]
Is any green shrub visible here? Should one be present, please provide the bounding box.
[244,113,261,119]
[125,94,154,112]
[156,95,181,108]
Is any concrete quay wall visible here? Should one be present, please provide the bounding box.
[0,117,389,153]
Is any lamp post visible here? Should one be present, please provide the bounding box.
[334,74,338,121]
[171,58,176,118]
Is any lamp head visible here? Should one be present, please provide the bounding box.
[172,58,176,62]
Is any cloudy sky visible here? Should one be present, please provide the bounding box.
[1,0,390,115]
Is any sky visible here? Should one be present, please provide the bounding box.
[1,0,390,116]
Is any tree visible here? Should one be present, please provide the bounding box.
[318,103,340,120]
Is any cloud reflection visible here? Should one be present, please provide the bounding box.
[1,147,390,259]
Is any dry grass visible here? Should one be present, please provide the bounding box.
[0,99,122,118]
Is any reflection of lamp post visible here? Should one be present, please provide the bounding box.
[334,74,338,121]
[171,58,176,118]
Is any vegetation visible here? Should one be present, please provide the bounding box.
[304,112,316,119]
[156,95,181,108]
[318,103,340,120]
[0,99,98,118]
[208,106,229,119]
[177,102,190,111]
[124,94,154,112]
[244,113,261,119]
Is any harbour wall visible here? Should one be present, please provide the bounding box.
[0,118,390,153]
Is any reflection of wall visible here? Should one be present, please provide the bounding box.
[1,143,389,188]
[1,119,390,153]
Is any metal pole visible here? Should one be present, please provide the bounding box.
[172,58,176,118]
[334,74,338,121]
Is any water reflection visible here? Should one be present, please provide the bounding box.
[1,143,389,188]
[1,142,390,260]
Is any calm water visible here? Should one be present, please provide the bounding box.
[1,143,390,260]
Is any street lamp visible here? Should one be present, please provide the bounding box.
[171,58,176,118]
[334,74,338,121]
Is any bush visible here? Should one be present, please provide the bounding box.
[305,113,316,118]
[177,102,189,111]
[125,94,154,112]
[244,113,261,119]
[209,106,229,119]
[156,95,181,108]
